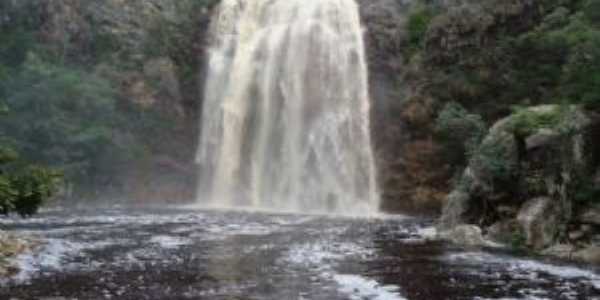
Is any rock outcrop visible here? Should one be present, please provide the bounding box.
[440,105,600,263]
[438,224,490,247]
[517,197,560,250]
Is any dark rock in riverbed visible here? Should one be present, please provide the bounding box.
[573,246,600,265]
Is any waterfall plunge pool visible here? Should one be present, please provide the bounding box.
[1,207,599,299]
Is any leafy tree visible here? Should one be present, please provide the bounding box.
[8,166,61,216]
[0,53,138,194]
[436,102,486,158]
[435,102,486,180]
[561,30,600,107]
[1,107,60,216]
[406,6,437,58]
[584,0,600,26]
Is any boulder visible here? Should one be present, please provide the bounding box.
[439,225,488,247]
[525,128,560,150]
[541,244,575,260]
[517,197,560,250]
[485,219,520,244]
[569,230,586,241]
[441,105,595,253]
[439,189,471,228]
[578,205,600,226]
[572,246,600,264]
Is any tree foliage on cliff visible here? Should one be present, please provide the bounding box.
[419,0,600,117]
[0,0,212,200]
[0,53,141,194]
[0,113,61,217]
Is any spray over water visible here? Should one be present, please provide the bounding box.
[196,0,379,215]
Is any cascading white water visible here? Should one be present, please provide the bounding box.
[196,0,379,215]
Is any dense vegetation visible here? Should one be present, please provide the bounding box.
[394,0,600,257]
[0,147,61,217]
[401,0,600,193]
[0,0,218,213]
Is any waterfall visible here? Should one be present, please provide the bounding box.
[196,0,379,215]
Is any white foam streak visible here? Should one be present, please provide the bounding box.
[333,274,407,300]
[444,252,600,289]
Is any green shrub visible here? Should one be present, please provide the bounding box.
[584,0,600,26]
[0,1,44,68]
[406,7,437,57]
[0,53,138,193]
[561,31,600,107]
[0,146,61,217]
[573,179,600,206]
[469,141,516,184]
[435,102,486,152]
[0,175,17,215]
[9,166,61,216]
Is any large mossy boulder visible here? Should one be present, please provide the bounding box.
[441,105,592,226]
[440,105,600,262]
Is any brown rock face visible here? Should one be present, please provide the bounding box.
[517,197,559,250]
[356,0,453,214]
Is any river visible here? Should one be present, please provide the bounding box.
[1,208,599,299]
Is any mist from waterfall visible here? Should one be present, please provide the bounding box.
[196,0,379,215]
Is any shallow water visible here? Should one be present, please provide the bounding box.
[1,208,599,300]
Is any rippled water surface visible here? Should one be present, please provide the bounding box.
[1,208,600,299]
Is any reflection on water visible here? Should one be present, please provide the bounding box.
[1,208,599,299]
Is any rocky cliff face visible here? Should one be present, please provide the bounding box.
[21,0,218,202]
[13,0,598,226]
[21,0,419,206]
[357,0,477,214]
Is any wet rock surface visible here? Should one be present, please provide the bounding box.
[517,197,560,250]
[1,208,599,299]
[440,105,600,263]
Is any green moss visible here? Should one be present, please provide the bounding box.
[509,106,566,137]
